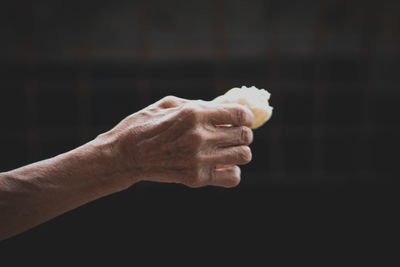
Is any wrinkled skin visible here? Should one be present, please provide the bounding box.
[0,95,255,241]
[95,96,255,188]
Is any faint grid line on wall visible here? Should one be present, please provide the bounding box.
[211,0,227,96]
[23,0,39,163]
[311,0,328,181]
[264,0,285,180]
[137,1,151,108]
[358,0,378,182]
[76,1,92,145]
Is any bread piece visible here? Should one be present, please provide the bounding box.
[213,86,273,129]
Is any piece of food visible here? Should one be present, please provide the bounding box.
[212,86,273,129]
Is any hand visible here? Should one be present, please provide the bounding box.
[94,96,255,189]
[0,95,255,240]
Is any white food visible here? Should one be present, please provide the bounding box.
[213,86,273,129]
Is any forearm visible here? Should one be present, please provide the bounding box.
[0,140,132,241]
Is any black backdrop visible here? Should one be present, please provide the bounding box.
[0,0,398,260]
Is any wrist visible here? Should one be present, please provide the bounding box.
[88,133,142,192]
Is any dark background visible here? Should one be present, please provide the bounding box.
[1,0,398,259]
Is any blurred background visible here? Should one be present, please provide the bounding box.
[1,0,398,256]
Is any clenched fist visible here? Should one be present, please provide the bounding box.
[0,94,260,240]
[94,96,255,189]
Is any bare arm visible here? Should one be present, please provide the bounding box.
[0,141,125,241]
[0,96,254,241]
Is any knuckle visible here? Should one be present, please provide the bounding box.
[231,176,241,187]
[162,95,175,101]
[233,106,247,125]
[180,105,200,125]
[238,146,252,163]
[226,175,240,188]
[162,95,175,102]
[240,126,253,144]
[159,95,178,108]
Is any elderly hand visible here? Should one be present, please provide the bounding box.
[0,95,255,240]
[95,96,255,189]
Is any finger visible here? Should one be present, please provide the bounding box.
[209,146,252,166]
[209,165,241,188]
[209,126,253,147]
[156,95,189,109]
[205,103,254,127]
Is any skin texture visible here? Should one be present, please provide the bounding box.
[0,96,254,241]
